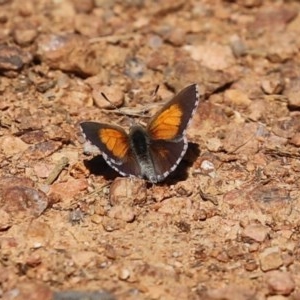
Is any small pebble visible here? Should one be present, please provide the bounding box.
[241,223,269,243]
[2,186,48,217]
[0,135,29,156]
[13,22,38,45]
[259,247,283,271]
[104,244,117,260]
[290,132,300,147]
[109,177,147,206]
[230,34,247,57]
[287,91,300,110]
[102,216,124,232]
[92,85,124,109]
[90,214,102,224]
[261,73,284,95]
[224,89,252,107]
[71,251,97,268]
[265,270,295,296]
[37,33,100,76]
[206,138,222,152]
[0,45,32,71]
[118,268,130,281]
[108,205,135,223]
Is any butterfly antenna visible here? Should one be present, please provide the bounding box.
[101,92,119,110]
[101,92,135,126]
[140,85,160,118]
[153,85,159,97]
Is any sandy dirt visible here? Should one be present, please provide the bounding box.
[1,0,300,299]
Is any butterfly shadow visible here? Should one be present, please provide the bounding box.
[83,156,121,181]
[83,142,200,184]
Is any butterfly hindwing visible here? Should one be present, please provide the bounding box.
[147,84,199,141]
[104,149,142,179]
[149,137,188,181]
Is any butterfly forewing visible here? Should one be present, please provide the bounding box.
[148,84,199,141]
[80,122,130,163]
[80,121,142,178]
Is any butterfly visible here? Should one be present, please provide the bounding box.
[80,84,199,183]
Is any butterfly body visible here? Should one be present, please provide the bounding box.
[128,125,156,182]
[80,84,199,183]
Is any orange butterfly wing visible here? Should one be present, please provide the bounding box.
[80,122,142,177]
[80,122,129,162]
[148,84,199,140]
[148,103,183,140]
[99,127,129,159]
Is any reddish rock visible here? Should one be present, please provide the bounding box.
[102,216,125,232]
[108,205,136,223]
[24,141,62,160]
[223,123,259,154]
[33,162,54,179]
[25,253,42,267]
[1,186,48,217]
[0,135,29,156]
[259,247,283,271]
[0,45,32,71]
[247,185,292,221]
[287,91,300,110]
[241,223,269,243]
[265,270,295,295]
[249,6,297,32]
[36,33,100,76]
[290,132,300,147]
[71,251,98,268]
[74,14,103,38]
[168,59,234,96]
[146,51,168,71]
[12,21,38,45]
[0,176,34,191]
[25,220,54,247]
[91,85,124,109]
[163,27,186,46]
[224,89,251,107]
[109,177,147,206]
[20,130,47,144]
[184,43,235,70]
[261,73,285,95]
[49,178,88,201]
